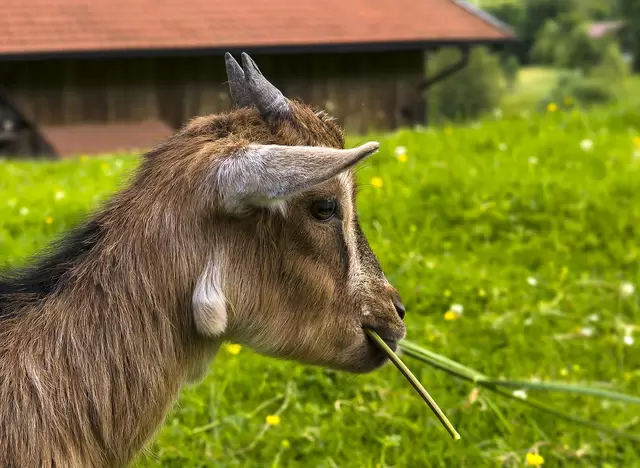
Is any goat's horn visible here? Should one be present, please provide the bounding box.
[240,52,290,119]
[224,53,253,108]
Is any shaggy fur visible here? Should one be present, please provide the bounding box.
[0,54,406,467]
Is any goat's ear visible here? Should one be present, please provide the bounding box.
[216,141,379,210]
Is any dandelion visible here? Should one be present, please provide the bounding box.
[580,139,593,152]
[633,136,640,148]
[444,310,460,321]
[19,207,29,216]
[397,153,408,163]
[266,414,281,426]
[547,102,557,113]
[527,277,538,287]
[281,439,290,448]
[620,282,635,298]
[624,334,634,346]
[225,343,241,355]
[526,452,544,466]
[513,389,528,400]
[528,156,539,165]
[371,177,383,188]
[54,190,66,201]
[560,368,569,377]
[7,198,17,207]
[45,216,54,225]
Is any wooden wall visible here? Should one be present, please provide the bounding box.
[0,50,426,135]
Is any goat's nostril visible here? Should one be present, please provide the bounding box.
[393,297,406,320]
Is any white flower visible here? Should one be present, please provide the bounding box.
[620,282,635,298]
[498,143,507,151]
[513,389,528,400]
[527,277,538,287]
[426,261,435,269]
[624,334,634,346]
[54,190,66,201]
[450,304,464,315]
[580,327,594,337]
[19,207,29,216]
[394,146,407,156]
[587,313,600,322]
[524,317,533,326]
[528,157,539,165]
[580,139,593,152]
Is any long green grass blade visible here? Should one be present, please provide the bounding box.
[398,339,640,443]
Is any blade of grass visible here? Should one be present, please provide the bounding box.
[400,340,640,404]
[398,340,640,443]
[365,329,461,441]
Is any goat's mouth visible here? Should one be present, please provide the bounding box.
[364,327,399,352]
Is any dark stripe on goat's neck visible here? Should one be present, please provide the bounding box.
[0,219,103,318]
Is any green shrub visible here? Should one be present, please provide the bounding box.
[427,47,506,123]
[538,70,616,110]
[590,41,631,80]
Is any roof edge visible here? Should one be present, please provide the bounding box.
[0,37,516,62]
[451,0,517,38]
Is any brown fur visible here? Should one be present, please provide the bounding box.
[0,90,405,465]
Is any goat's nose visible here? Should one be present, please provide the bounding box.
[392,296,406,320]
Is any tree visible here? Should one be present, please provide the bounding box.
[618,0,640,71]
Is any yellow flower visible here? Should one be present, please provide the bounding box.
[444,310,460,321]
[266,414,281,426]
[371,177,383,188]
[101,163,110,171]
[547,102,557,113]
[45,216,54,225]
[526,452,544,466]
[478,288,486,298]
[633,136,640,148]
[281,439,290,448]
[397,153,408,163]
[225,343,241,355]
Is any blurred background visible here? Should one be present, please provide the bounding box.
[1,1,639,467]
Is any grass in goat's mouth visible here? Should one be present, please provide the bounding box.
[365,328,461,441]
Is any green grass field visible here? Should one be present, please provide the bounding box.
[1,105,640,467]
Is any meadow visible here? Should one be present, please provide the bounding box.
[1,102,640,467]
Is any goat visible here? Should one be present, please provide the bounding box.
[0,52,407,468]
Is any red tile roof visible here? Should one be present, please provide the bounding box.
[38,121,174,157]
[0,0,513,57]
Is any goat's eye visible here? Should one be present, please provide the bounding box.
[310,199,337,220]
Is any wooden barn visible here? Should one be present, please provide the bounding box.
[0,0,513,159]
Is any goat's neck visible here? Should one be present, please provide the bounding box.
[3,222,218,467]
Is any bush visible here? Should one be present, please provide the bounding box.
[502,55,521,90]
[539,70,617,111]
[590,41,631,80]
[427,47,506,123]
